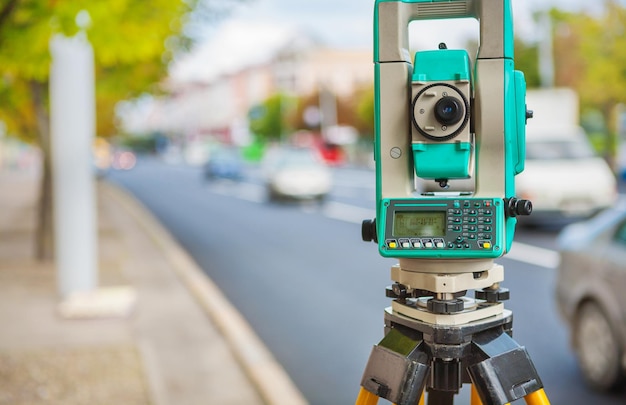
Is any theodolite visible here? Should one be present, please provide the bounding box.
[356,1,550,404]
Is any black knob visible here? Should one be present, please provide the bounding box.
[475,287,510,303]
[516,199,533,216]
[506,198,533,217]
[361,219,377,243]
[526,106,534,123]
[427,298,465,314]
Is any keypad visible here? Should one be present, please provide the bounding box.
[383,198,498,252]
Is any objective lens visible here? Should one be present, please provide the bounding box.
[434,96,464,125]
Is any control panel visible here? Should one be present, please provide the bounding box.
[379,198,505,259]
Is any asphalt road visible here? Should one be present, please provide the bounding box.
[108,156,625,404]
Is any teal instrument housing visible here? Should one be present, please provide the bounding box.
[378,197,505,258]
[372,0,529,260]
[412,50,471,82]
[412,142,471,179]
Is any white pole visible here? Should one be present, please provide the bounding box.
[538,11,555,89]
[319,86,337,141]
[49,34,97,297]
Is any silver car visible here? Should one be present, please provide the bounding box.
[262,146,332,201]
[556,199,626,391]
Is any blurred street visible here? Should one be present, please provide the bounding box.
[110,156,626,405]
[3,0,626,404]
[0,167,294,405]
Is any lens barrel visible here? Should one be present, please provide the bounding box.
[434,96,464,125]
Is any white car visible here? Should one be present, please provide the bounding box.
[516,126,617,226]
[262,147,332,201]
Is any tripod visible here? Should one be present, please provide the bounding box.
[364,0,549,402]
[355,261,551,405]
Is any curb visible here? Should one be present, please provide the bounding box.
[101,181,308,405]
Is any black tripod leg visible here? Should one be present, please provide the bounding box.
[468,328,544,405]
[426,389,455,405]
[360,328,429,405]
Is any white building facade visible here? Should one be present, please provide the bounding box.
[122,23,373,147]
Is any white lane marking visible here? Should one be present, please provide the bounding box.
[209,182,265,203]
[235,183,266,203]
[508,241,560,269]
[322,201,375,224]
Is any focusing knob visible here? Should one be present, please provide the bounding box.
[361,219,377,243]
[506,198,533,217]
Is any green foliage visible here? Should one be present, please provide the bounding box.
[248,93,294,142]
[514,39,540,88]
[241,139,265,162]
[355,85,375,139]
[550,2,626,133]
[0,0,197,142]
[117,133,158,154]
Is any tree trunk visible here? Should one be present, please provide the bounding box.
[30,80,54,261]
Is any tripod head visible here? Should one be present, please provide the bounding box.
[363,0,532,269]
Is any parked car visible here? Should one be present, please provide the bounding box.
[262,147,332,201]
[203,147,244,180]
[516,126,617,226]
[555,199,626,391]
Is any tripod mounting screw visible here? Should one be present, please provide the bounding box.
[386,283,409,303]
[393,283,408,297]
[427,298,465,314]
[475,287,510,303]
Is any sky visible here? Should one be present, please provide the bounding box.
[195,0,609,47]
[171,0,615,82]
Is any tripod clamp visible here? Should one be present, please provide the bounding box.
[361,309,544,405]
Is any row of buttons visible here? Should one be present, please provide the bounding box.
[450,208,493,216]
[386,238,445,249]
[385,238,492,250]
[449,224,493,233]
[449,217,492,225]
[453,200,492,209]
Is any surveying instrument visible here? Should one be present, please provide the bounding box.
[357,0,550,404]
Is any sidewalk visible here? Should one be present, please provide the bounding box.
[0,168,307,405]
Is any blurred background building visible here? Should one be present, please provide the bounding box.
[117,22,372,164]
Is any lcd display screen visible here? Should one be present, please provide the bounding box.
[393,211,446,237]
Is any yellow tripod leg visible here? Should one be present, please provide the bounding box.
[471,385,511,405]
[470,384,483,405]
[356,387,379,405]
[355,386,424,405]
[524,388,550,405]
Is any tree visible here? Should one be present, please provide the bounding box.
[248,93,296,143]
[0,0,197,259]
[550,1,626,163]
[514,39,540,89]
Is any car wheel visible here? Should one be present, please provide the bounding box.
[574,301,625,391]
